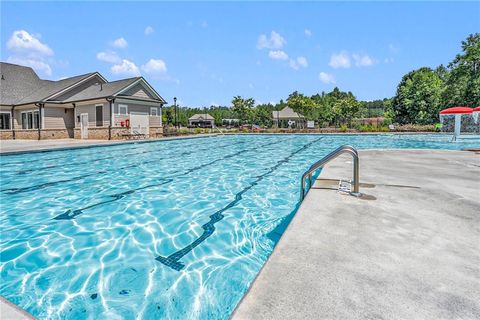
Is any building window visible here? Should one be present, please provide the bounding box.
[0,113,11,129]
[96,105,103,127]
[118,104,128,115]
[21,111,39,129]
[150,107,158,116]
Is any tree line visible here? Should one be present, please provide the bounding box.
[163,33,479,128]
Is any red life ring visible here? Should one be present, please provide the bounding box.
[125,119,130,127]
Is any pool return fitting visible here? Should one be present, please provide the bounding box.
[300,145,361,200]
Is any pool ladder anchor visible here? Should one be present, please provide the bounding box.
[300,145,361,201]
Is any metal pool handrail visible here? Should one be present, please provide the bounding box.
[300,145,360,201]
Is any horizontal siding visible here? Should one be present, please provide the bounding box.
[44,107,74,129]
[75,103,110,128]
[53,76,105,101]
[149,116,161,127]
[113,102,162,127]
[122,83,155,100]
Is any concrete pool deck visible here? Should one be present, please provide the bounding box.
[233,149,480,320]
[0,296,34,320]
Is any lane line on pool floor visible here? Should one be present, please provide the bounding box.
[51,137,292,221]
[155,136,324,271]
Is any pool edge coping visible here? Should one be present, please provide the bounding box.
[0,134,219,156]
[0,295,36,320]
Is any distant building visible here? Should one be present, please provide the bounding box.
[188,113,215,128]
[272,106,305,128]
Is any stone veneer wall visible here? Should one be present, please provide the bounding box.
[40,129,72,139]
[74,127,110,140]
[12,130,40,140]
[0,129,73,140]
[0,127,163,140]
[0,130,14,140]
[149,126,163,138]
[73,127,163,140]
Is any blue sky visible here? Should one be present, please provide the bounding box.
[1,1,479,106]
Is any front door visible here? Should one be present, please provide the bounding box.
[130,113,149,135]
[80,113,89,139]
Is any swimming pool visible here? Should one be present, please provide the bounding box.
[1,134,478,319]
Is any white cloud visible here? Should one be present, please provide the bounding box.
[319,72,336,84]
[304,29,312,37]
[111,59,140,76]
[257,31,286,50]
[142,58,167,74]
[289,56,308,70]
[7,30,53,56]
[201,21,208,28]
[144,26,154,35]
[6,30,55,76]
[329,51,351,69]
[111,37,128,48]
[329,51,376,68]
[268,50,289,60]
[96,51,121,64]
[352,54,374,67]
[384,57,394,64]
[7,56,52,76]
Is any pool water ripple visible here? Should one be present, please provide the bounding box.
[0,134,478,319]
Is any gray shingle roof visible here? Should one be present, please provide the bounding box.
[0,62,166,106]
[0,62,42,105]
[15,73,95,105]
[62,77,140,103]
[272,106,304,119]
[189,113,215,121]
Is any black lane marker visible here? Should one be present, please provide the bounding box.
[53,179,173,220]
[10,136,228,175]
[51,137,289,220]
[1,139,249,195]
[156,136,323,271]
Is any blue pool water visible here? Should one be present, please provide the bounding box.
[0,134,478,319]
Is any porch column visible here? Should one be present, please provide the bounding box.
[37,104,42,140]
[11,106,15,139]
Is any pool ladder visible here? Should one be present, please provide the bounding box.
[300,145,360,201]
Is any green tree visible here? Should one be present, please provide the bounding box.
[286,91,316,118]
[443,33,480,107]
[332,95,362,126]
[232,96,255,124]
[392,67,445,124]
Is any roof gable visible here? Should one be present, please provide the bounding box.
[189,113,214,120]
[114,78,166,103]
[272,106,304,119]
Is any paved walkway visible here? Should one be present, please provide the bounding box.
[233,149,480,320]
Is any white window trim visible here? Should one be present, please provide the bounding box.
[150,107,158,116]
[21,110,40,129]
[95,104,104,127]
[118,104,128,115]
